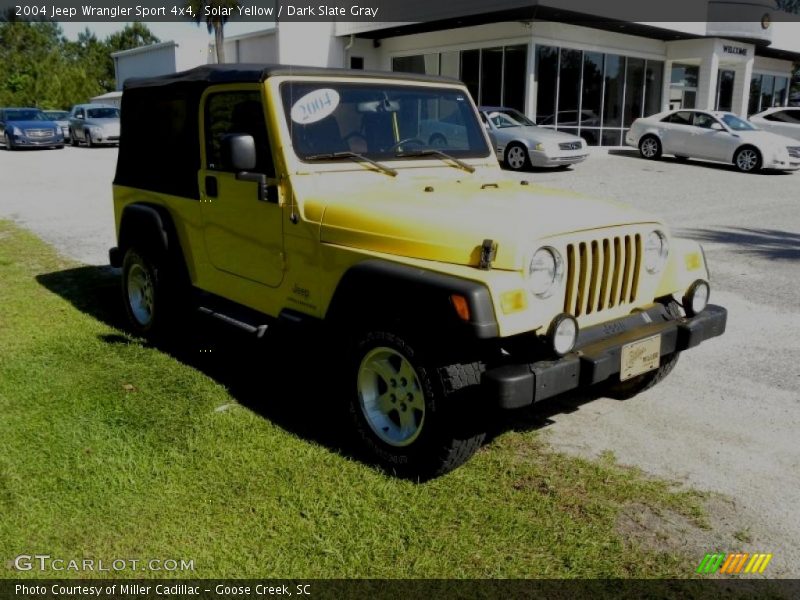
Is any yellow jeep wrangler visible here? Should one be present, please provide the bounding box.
[110,65,726,478]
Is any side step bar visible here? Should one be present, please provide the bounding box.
[197,306,269,338]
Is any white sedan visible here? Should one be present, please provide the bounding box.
[626,109,800,173]
[750,107,800,142]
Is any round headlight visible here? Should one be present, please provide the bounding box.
[683,280,710,317]
[644,230,669,274]
[548,314,579,356]
[529,247,563,298]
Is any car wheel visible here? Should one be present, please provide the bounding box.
[504,142,530,171]
[734,146,762,173]
[4,133,15,151]
[85,131,94,148]
[603,301,681,399]
[121,246,188,338]
[350,330,486,479]
[639,135,662,160]
[429,133,448,147]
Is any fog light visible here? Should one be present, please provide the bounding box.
[548,314,579,356]
[683,280,710,317]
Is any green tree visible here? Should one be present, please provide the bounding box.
[187,0,240,63]
[0,21,159,108]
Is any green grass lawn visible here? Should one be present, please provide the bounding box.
[0,220,706,579]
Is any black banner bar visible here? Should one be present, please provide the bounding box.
[2,0,800,22]
[3,580,800,600]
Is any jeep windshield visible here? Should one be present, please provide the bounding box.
[281,82,491,162]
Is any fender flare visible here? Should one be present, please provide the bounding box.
[326,259,499,339]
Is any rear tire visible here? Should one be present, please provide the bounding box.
[639,135,662,160]
[350,330,486,479]
[121,245,189,339]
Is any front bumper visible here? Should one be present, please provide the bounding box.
[11,134,63,147]
[530,150,588,167]
[483,304,727,409]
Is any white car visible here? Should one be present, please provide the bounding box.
[626,109,800,173]
[750,107,800,142]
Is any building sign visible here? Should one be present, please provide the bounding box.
[723,45,747,56]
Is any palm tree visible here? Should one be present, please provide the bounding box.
[187,0,239,64]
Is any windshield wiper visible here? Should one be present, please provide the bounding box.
[394,149,476,173]
[305,151,397,177]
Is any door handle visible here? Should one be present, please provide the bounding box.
[205,175,218,198]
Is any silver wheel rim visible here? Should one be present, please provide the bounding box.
[127,262,155,326]
[737,149,758,171]
[641,138,658,158]
[357,347,426,447]
[507,146,526,169]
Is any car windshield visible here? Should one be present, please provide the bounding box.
[44,111,69,120]
[281,82,490,160]
[6,109,46,121]
[485,108,536,128]
[721,113,757,131]
[86,107,120,119]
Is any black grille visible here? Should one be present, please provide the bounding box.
[559,141,582,151]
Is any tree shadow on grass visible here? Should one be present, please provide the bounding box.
[36,266,610,477]
[678,227,800,261]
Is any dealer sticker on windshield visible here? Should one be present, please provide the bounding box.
[620,334,661,381]
[290,88,340,124]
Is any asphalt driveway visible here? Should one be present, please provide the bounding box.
[1,145,798,574]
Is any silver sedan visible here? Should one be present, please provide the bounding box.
[68,104,121,147]
[479,107,589,171]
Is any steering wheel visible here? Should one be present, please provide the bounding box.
[388,137,426,152]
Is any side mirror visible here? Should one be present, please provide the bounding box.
[221,133,277,203]
[221,133,256,171]
[77,114,84,120]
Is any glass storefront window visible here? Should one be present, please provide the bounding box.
[773,77,788,108]
[603,55,625,128]
[536,45,559,125]
[749,74,762,115]
[480,47,503,107]
[760,75,775,111]
[503,45,528,112]
[558,49,582,126]
[460,49,480,104]
[716,70,735,112]
[644,61,664,117]
[624,57,645,126]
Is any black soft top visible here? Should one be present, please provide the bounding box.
[123,63,459,91]
[115,64,460,199]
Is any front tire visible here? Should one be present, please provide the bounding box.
[4,133,15,151]
[504,142,531,171]
[70,130,78,147]
[639,135,662,160]
[350,330,486,479]
[734,146,762,173]
[85,131,94,148]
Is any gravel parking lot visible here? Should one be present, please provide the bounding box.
[1,145,798,574]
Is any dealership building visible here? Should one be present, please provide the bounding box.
[116,1,800,146]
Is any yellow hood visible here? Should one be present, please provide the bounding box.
[300,175,657,271]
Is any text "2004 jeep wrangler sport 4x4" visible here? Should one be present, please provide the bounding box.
[110,65,727,478]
